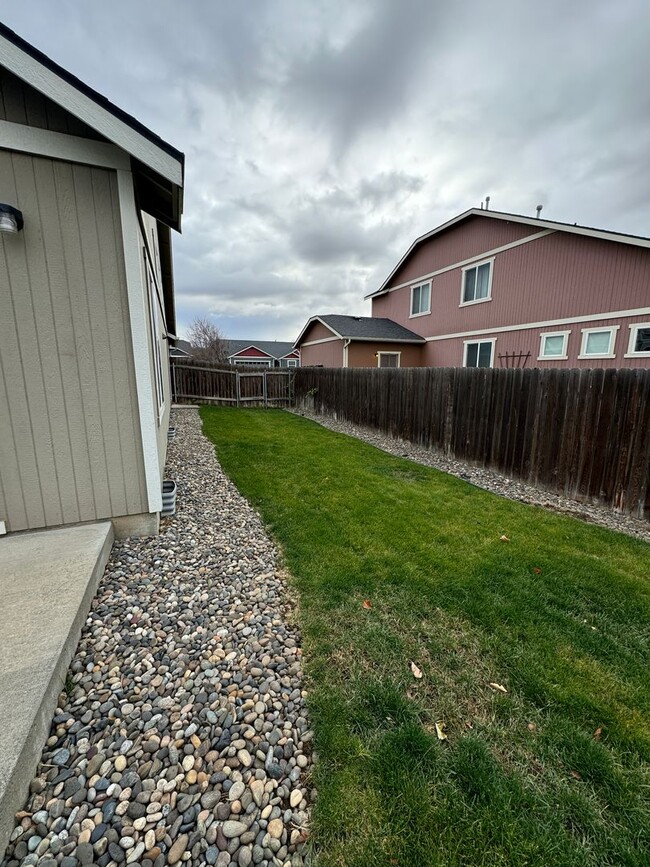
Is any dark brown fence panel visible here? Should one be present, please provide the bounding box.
[294,366,650,519]
[172,361,293,407]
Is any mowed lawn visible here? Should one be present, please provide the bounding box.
[200,407,650,867]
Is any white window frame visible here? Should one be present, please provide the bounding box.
[410,281,431,318]
[578,326,619,360]
[282,357,299,368]
[377,351,401,369]
[145,256,165,423]
[538,330,570,361]
[625,322,650,358]
[460,258,494,306]
[463,338,496,368]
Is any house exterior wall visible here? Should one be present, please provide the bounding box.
[236,347,273,358]
[387,215,539,287]
[0,150,150,532]
[347,342,424,367]
[372,221,650,369]
[300,338,344,367]
[0,66,105,139]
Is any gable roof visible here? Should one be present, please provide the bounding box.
[225,340,298,359]
[367,208,650,299]
[0,22,184,230]
[295,315,426,346]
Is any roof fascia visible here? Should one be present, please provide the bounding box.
[0,28,183,187]
[294,316,344,346]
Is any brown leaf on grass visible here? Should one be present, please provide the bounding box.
[500,534,510,542]
[362,599,372,610]
[434,721,448,741]
[593,727,603,741]
[488,682,508,693]
[465,721,474,730]
[533,567,542,575]
[527,722,537,731]
[410,661,423,679]
[570,770,582,780]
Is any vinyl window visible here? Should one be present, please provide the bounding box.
[463,339,495,368]
[625,323,650,357]
[538,330,570,360]
[578,326,618,359]
[461,260,493,305]
[377,351,400,368]
[410,282,431,317]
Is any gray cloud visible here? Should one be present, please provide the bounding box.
[3,0,650,341]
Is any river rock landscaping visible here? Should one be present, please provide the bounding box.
[2,407,313,867]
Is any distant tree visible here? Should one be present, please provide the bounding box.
[187,317,228,365]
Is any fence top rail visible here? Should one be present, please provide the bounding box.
[172,363,238,375]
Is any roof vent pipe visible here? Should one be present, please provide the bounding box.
[485,196,490,210]
[536,204,543,219]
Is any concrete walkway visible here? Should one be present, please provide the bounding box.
[0,522,114,859]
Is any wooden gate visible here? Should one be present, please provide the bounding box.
[172,362,293,407]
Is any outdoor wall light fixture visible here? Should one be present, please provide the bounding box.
[0,203,24,234]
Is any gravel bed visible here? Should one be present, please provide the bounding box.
[292,410,650,544]
[3,407,314,867]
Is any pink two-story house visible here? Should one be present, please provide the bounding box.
[366,208,650,369]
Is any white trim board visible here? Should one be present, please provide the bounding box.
[0,31,182,186]
[368,231,553,298]
[300,335,341,347]
[425,307,650,342]
[117,169,162,514]
[0,118,130,170]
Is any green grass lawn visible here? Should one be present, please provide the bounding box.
[200,407,650,867]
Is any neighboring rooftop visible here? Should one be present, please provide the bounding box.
[225,340,298,359]
[296,315,426,345]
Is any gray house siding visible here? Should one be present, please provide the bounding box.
[0,150,149,532]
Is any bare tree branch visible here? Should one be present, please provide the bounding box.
[187,317,228,364]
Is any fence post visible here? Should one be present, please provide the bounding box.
[236,371,241,407]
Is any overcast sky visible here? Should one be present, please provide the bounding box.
[3,1,650,341]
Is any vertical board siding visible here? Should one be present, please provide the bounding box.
[294,367,650,519]
[0,151,148,532]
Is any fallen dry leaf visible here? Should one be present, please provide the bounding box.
[435,721,448,741]
[570,770,582,781]
[465,721,474,730]
[527,722,537,731]
[533,567,542,575]
[410,661,423,679]
[488,682,508,693]
[593,727,603,741]
[362,599,372,610]
[500,534,510,542]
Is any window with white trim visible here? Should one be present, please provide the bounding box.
[539,330,570,360]
[282,357,299,367]
[377,352,400,368]
[461,260,493,304]
[145,255,165,420]
[579,326,618,359]
[464,339,495,368]
[626,323,650,357]
[410,282,431,316]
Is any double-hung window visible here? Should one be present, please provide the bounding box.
[461,260,493,305]
[579,326,618,359]
[464,339,495,368]
[410,282,431,317]
[538,330,570,360]
[626,323,650,357]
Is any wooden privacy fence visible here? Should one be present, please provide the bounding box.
[294,366,650,519]
[172,361,293,407]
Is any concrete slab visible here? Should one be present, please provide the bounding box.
[0,522,114,859]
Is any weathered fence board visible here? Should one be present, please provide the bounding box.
[294,366,650,519]
[172,361,293,407]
